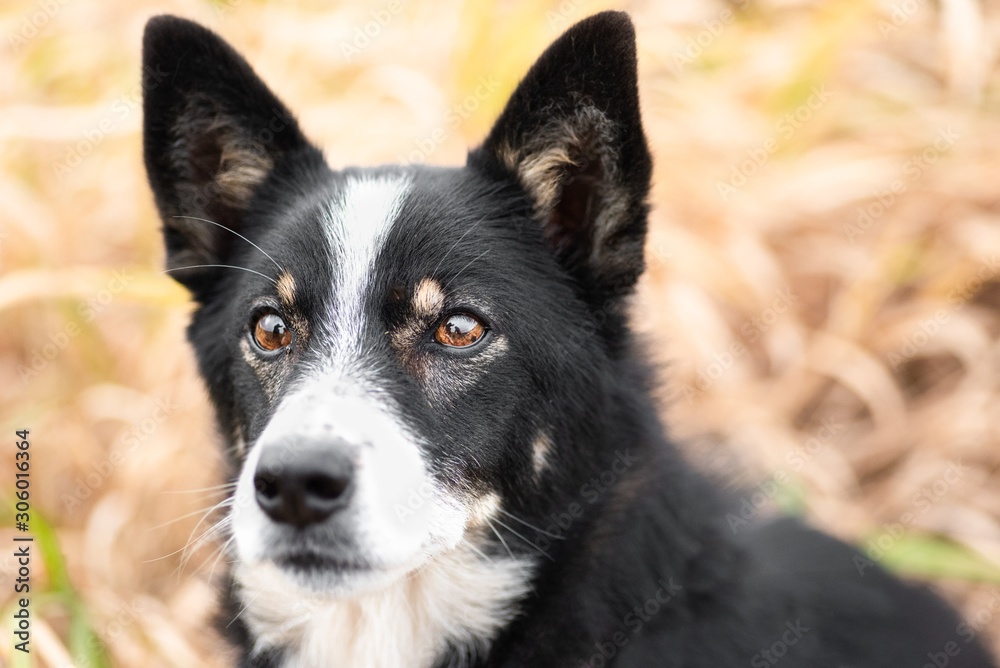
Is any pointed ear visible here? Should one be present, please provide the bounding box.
[142,15,319,294]
[469,11,652,299]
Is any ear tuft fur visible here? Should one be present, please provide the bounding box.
[142,15,320,297]
[471,11,652,299]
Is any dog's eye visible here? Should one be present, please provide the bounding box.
[252,313,292,352]
[434,313,486,348]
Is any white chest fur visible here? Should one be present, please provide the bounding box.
[237,547,534,668]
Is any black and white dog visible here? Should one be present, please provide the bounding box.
[142,11,997,668]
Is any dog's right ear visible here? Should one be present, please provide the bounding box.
[142,16,318,296]
[469,11,651,308]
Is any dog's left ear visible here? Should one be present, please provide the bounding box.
[470,11,652,299]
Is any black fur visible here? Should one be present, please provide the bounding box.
[143,11,998,668]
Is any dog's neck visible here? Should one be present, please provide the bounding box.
[236,545,535,668]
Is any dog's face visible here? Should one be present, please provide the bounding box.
[143,13,650,600]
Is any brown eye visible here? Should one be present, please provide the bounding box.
[434,313,486,348]
[253,313,292,352]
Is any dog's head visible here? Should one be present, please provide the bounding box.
[144,10,649,602]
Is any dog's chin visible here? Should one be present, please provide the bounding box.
[249,548,426,597]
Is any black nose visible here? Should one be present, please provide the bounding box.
[253,441,354,528]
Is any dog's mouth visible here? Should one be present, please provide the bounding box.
[253,545,425,596]
[271,548,373,575]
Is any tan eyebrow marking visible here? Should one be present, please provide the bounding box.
[276,271,296,306]
[413,277,445,320]
[532,431,553,480]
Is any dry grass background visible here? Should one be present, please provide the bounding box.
[2,0,1000,665]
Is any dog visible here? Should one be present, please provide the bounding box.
[142,11,997,668]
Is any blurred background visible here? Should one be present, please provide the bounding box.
[2,0,1000,665]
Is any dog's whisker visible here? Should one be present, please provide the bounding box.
[172,215,284,273]
[167,521,231,584]
[489,516,553,562]
[464,541,491,562]
[178,516,231,571]
[144,529,215,564]
[206,535,238,582]
[495,507,565,539]
[159,482,239,495]
[431,213,489,279]
[146,500,232,532]
[162,264,278,285]
[447,249,490,288]
[179,497,234,549]
[178,527,230,579]
[148,501,231,566]
[485,517,516,561]
[227,589,267,629]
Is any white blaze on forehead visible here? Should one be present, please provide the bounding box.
[323,175,410,360]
